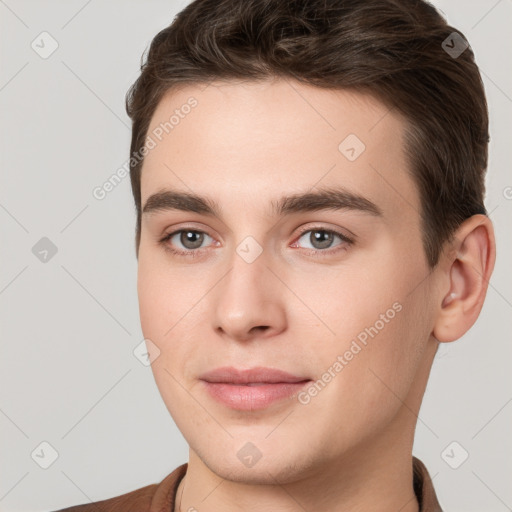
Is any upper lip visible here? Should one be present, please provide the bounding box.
[199,366,311,384]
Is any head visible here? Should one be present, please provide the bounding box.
[126,0,495,484]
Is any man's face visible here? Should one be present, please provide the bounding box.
[137,79,440,483]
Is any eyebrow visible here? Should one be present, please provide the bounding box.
[141,186,383,218]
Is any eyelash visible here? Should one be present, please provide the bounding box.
[158,226,354,258]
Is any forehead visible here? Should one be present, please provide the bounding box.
[140,79,419,222]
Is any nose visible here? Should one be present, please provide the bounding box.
[212,246,287,343]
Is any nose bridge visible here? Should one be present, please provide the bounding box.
[212,237,286,340]
[220,243,271,315]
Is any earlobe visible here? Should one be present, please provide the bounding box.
[433,214,496,343]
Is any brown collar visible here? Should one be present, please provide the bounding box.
[151,457,443,511]
[413,456,443,511]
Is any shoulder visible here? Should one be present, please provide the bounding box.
[50,483,158,512]
[49,464,188,512]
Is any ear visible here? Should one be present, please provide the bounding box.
[433,214,496,343]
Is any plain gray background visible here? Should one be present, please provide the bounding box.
[0,1,511,511]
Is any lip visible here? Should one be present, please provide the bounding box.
[199,366,312,411]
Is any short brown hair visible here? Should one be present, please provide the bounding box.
[125,0,489,267]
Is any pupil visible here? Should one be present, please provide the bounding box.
[312,230,332,249]
[182,231,203,249]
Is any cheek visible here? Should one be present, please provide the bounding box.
[295,300,428,455]
[137,249,197,341]
[340,284,431,421]
[294,252,431,412]
[137,257,205,430]
[137,253,212,381]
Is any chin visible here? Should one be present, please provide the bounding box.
[197,445,320,485]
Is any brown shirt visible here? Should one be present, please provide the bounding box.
[53,456,442,512]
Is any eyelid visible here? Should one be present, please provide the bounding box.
[161,222,217,242]
[293,223,355,242]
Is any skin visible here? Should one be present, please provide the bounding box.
[136,78,495,512]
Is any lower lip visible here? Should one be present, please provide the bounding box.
[202,381,311,410]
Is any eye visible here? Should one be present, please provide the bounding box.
[292,227,353,253]
[159,226,353,258]
[159,229,215,256]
